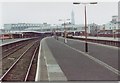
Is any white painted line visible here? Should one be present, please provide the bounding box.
[35,40,41,81]
[35,37,50,81]
[43,37,51,81]
[42,37,67,81]
[57,39,120,76]
[47,64,63,73]
[44,55,50,81]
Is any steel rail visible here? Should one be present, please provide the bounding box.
[1,40,37,60]
[24,46,39,81]
[1,45,25,60]
[2,43,22,53]
[0,41,38,81]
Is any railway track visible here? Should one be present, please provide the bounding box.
[0,39,38,75]
[0,39,40,82]
[24,46,39,81]
[1,42,28,60]
[1,39,35,56]
[1,39,37,59]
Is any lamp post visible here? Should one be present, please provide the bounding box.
[56,25,59,40]
[53,24,58,40]
[73,2,97,52]
[113,27,116,39]
[59,19,70,43]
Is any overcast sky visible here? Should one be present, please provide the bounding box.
[0,2,118,28]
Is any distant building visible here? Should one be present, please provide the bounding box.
[99,15,120,35]
[4,23,50,32]
[4,24,12,30]
[88,23,100,36]
[118,1,120,28]
[71,10,75,25]
[119,1,120,20]
[25,23,51,32]
[112,16,118,22]
[101,16,118,29]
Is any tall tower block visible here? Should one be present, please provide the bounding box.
[71,10,75,25]
[118,1,120,28]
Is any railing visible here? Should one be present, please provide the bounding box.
[67,36,120,47]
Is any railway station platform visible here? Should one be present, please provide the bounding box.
[1,36,119,81]
[35,37,119,81]
[73,36,120,41]
[0,38,34,46]
[35,37,67,81]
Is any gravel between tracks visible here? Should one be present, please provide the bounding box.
[1,39,40,82]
